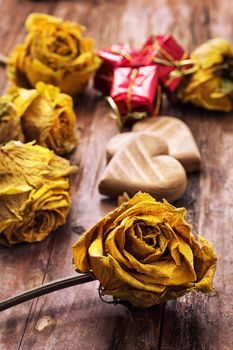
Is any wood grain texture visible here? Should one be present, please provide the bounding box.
[0,0,232,349]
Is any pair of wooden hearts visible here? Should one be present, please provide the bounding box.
[99,116,201,202]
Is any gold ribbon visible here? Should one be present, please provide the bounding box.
[147,40,198,82]
[106,95,149,130]
[153,85,162,116]
[106,96,123,130]
[126,68,138,112]
[110,48,132,61]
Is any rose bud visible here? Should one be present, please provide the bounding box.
[8,13,101,96]
[176,38,233,111]
[0,141,77,245]
[73,192,217,308]
[0,82,78,155]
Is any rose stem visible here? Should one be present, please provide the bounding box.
[0,53,8,65]
[0,273,94,312]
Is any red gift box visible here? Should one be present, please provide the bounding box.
[94,44,138,95]
[142,34,192,92]
[110,65,160,119]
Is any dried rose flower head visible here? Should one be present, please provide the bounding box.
[73,192,217,308]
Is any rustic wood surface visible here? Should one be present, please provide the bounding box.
[0,0,232,349]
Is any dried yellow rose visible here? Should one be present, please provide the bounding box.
[177,38,233,111]
[0,141,77,245]
[73,192,217,308]
[0,82,78,155]
[8,13,101,96]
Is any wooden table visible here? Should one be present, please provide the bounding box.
[0,0,232,349]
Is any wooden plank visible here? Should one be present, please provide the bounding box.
[160,1,233,349]
[0,0,232,349]
[160,112,233,350]
[0,2,62,349]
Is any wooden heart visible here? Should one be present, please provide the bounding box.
[132,116,201,172]
[106,132,136,162]
[99,132,187,202]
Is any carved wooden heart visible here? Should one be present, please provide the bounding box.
[99,132,187,202]
[106,132,136,162]
[132,116,201,172]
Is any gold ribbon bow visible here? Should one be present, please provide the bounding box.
[147,40,198,85]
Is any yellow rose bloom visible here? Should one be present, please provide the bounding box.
[0,141,77,245]
[177,38,233,112]
[0,82,78,155]
[8,13,101,96]
[73,192,217,308]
